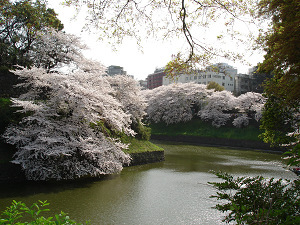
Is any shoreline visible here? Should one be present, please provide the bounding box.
[1,135,286,184]
[150,134,286,153]
[0,150,165,184]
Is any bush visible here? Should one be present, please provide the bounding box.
[207,81,225,91]
[209,171,300,225]
[132,121,151,141]
[0,200,89,224]
[0,98,25,134]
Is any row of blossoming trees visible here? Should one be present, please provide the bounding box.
[142,83,266,128]
[3,63,266,181]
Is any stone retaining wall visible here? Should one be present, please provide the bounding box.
[127,151,165,166]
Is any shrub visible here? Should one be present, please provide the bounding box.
[131,121,151,141]
[209,171,300,225]
[0,200,89,224]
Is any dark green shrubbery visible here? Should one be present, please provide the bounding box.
[0,98,24,163]
[131,121,151,141]
[0,98,23,134]
[90,120,151,141]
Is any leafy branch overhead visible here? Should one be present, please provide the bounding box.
[64,0,258,73]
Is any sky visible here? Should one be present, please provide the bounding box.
[48,1,265,80]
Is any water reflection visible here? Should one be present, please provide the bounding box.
[0,141,297,224]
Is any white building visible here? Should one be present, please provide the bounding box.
[163,63,237,92]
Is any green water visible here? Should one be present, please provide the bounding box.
[0,141,297,224]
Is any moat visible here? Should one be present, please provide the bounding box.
[0,141,297,224]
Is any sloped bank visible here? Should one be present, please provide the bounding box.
[151,135,284,152]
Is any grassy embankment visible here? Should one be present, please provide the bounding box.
[150,119,262,141]
[122,136,163,154]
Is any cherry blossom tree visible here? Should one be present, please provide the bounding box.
[233,92,266,128]
[143,83,210,124]
[2,63,147,180]
[29,28,86,72]
[143,83,265,128]
[106,75,147,124]
[198,90,236,127]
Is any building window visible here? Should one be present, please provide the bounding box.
[186,77,189,80]
[198,76,201,79]
[208,75,211,78]
[194,76,197,80]
[223,76,225,80]
[222,83,225,86]
[230,77,233,81]
[203,75,206,78]
[213,75,221,79]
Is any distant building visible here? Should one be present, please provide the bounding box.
[107,65,127,76]
[138,80,147,90]
[147,67,166,89]
[234,66,274,95]
[248,66,273,94]
[163,63,237,92]
[234,73,253,95]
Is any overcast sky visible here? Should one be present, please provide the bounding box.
[48,1,265,80]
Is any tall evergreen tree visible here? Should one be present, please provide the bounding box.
[0,0,64,69]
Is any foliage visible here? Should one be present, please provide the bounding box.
[257,0,300,87]
[143,83,265,128]
[259,96,298,147]
[0,0,64,68]
[259,84,299,162]
[283,144,300,167]
[209,171,300,225]
[131,121,151,141]
[2,62,147,180]
[257,0,300,162]
[0,98,19,134]
[206,81,225,92]
[0,200,88,224]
